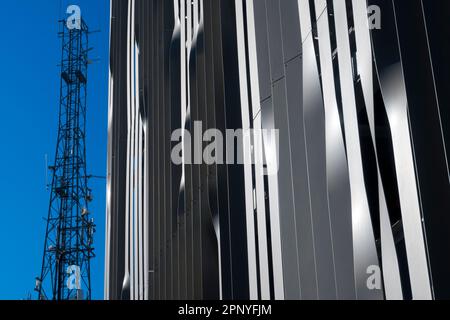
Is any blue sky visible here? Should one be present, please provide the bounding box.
[0,0,110,300]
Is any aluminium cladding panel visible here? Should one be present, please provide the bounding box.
[150,0,161,300]
[218,0,251,300]
[163,0,176,300]
[245,0,273,301]
[152,0,162,300]
[135,0,151,301]
[266,0,302,300]
[107,0,130,300]
[132,0,141,300]
[147,0,158,301]
[188,8,212,300]
[184,0,195,301]
[314,0,356,300]
[251,0,297,300]
[299,0,340,300]
[107,0,450,302]
[332,0,383,300]
[279,0,302,61]
[184,0,249,301]
[154,0,164,300]
[250,0,342,300]
[280,0,322,301]
[187,2,203,301]
[183,0,251,300]
[235,0,259,300]
[139,0,152,300]
[279,54,340,300]
[202,0,223,300]
[188,24,201,301]
[178,0,188,302]
[169,5,183,301]
[301,8,337,300]
[140,0,177,300]
[251,0,271,102]
[165,0,175,300]
[353,0,402,299]
[163,0,175,300]
[187,0,201,301]
[278,7,310,293]
[251,0,346,300]
[350,0,402,300]
[196,7,222,300]
[422,1,450,174]
[284,57,319,301]
[421,1,450,299]
[186,0,197,300]
[124,0,133,300]
[264,0,284,82]
[270,79,303,300]
[204,0,232,300]
[393,0,450,299]
[129,0,140,301]
[194,12,221,300]
[369,0,433,300]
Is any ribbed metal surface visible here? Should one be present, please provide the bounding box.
[105,0,450,300]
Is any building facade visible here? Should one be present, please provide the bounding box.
[105,0,450,300]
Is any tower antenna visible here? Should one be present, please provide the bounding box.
[35,19,95,301]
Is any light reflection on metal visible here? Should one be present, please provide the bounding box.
[105,0,449,301]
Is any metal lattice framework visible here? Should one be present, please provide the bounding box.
[36,19,95,301]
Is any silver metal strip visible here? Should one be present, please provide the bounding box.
[315,0,356,300]
[245,0,272,300]
[352,0,402,300]
[333,0,382,300]
[235,0,258,301]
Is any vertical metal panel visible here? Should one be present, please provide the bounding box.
[394,0,450,299]
[251,0,272,101]
[351,0,402,300]
[370,0,433,300]
[245,0,272,301]
[260,97,285,300]
[235,0,258,301]
[421,0,450,300]
[124,0,133,299]
[265,0,285,82]
[333,0,382,300]
[302,21,337,302]
[105,0,449,301]
[314,0,356,300]
[285,56,319,300]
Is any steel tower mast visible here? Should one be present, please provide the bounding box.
[35,19,95,301]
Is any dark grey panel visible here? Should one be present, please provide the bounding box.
[108,0,129,301]
[271,80,302,300]
[394,0,450,300]
[284,57,318,300]
[265,0,285,82]
[252,0,272,101]
[279,0,302,61]
[302,35,336,300]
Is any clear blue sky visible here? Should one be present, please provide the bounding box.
[0,0,110,300]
